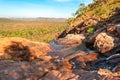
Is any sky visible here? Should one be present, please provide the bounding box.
[0,0,93,18]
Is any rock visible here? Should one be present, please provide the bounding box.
[94,32,115,53]
[59,34,85,46]
[73,69,102,80]
[83,18,99,27]
[98,68,120,77]
[0,37,51,61]
[42,70,59,80]
[49,40,66,51]
[106,53,120,64]
[107,24,120,36]
[0,61,56,80]
[114,64,120,72]
[43,70,78,80]
[28,42,51,61]
[65,34,85,40]
[116,26,120,37]
[75,52,98,62]
[0,61,77,80]
[98,68,113,76]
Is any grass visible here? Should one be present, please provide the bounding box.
[0,19,67,42]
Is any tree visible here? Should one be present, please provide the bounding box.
[93,0,99,3]
[65,18,75,24]
[74,3,87,17]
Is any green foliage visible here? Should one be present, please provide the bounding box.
[65,0,120,33]
[66,3,87,25]
[86,27,95,33]
[93,0,99,3]
[93,2,109,18]
[0,21,66,42]
[66,18,75,24]
[92,0,119,18]
[75,3,87,17]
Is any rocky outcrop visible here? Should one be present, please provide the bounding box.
[58,34,85,47]
[57,17,100,38]
[0,33,120,80]
[1,60,120,80]
[94,32,115,53]
[0,4,120,80]
[0,37,51,61]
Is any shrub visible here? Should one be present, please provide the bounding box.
[86,27,95,33]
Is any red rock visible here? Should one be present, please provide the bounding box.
[0,37,51,61]
[76,52,98,62]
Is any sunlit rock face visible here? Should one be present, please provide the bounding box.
[0,37,51,61]
[94,32,115,53]
[58,34,85,47]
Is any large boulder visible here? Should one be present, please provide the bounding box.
[58,34,85,47]
[94,33,115,53]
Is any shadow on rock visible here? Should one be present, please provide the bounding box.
[0,37,51,61]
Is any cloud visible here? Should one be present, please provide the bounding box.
[54,0,72,2]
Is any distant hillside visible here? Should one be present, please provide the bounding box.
[0,17,66,23]
[9,17,66,22]
[0,18,14,22]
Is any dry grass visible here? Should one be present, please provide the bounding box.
[0,20,67,42]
